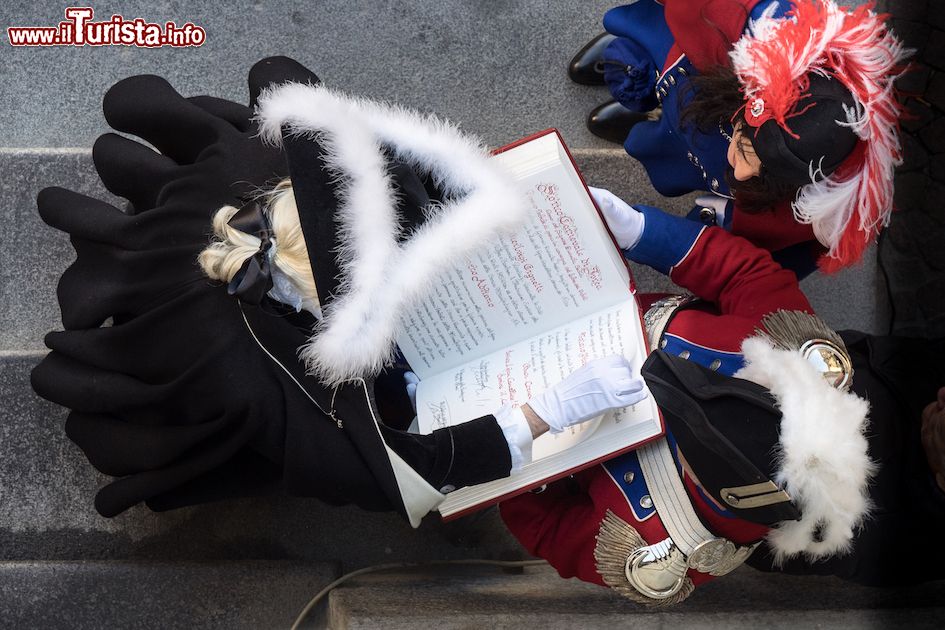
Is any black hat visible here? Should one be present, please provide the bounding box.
[751,73,860,189]
[254,81,528,384]
[730,0,909,271]
[641,350,801,526]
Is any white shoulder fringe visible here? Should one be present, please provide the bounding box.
[736,337,875,563]
[255,82,527,385]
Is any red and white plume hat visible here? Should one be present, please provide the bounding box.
[730,0,910,272]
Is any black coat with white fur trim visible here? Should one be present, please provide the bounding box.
[30,58,515,525]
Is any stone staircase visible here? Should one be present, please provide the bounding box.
[2,0,940,627]
[325,564,945,630]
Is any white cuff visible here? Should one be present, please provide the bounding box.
[624,207,645,250]
[694,195,728,227]
[493,404,533,472]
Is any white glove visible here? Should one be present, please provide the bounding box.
[528,355,648,434]
[589,186,645,250]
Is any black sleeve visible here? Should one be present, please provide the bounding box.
[379,415,513,492]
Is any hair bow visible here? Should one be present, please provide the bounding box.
[226,201,275,305]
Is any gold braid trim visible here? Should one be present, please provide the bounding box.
[594,510,694,607]
[755,310,847,354]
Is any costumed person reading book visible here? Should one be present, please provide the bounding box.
[567,0,909,276]
[30,58,647,526]
[33,57,943,605]
[499,190,945,602]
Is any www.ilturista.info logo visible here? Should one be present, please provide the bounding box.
[8,7,206,47]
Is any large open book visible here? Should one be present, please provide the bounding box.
[396,129,663,519]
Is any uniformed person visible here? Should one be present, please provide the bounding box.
[568,0,909,275]
[500,188,945,602]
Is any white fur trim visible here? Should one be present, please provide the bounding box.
[735,337,874,562]
[255,83,528,384]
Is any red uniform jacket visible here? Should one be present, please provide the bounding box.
[500,208,812,588]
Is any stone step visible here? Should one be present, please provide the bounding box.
[327,564,945,630]
[0,351,526,568]
[1,149,114,353]
[0,0,877,150]
[2,0,619,150]
[1,559,337,629]
[1,148,887,352]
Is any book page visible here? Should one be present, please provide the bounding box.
[416,300,645,460]
[396,134,631,378]
[428,295,662,519]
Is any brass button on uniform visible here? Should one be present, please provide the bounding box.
[659,338,668,349]
[623,471,635,484]
[710,358,722,370]
[679,350,690,359]
[640,495,653,509]
[699,207,716,225]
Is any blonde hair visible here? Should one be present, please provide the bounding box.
[198,179,319,310]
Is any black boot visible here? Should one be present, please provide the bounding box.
[568,33,617,86]
[587,100,650,144]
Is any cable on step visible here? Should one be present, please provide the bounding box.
[290,558,548,629]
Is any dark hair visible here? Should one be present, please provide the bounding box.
[679,66,800,214]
